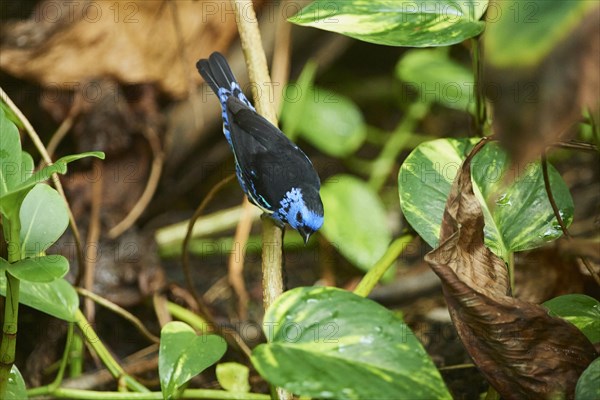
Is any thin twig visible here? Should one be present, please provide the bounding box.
[0,86,87,287]
[76,288,159,344]
[108,126,164,238]
[541,153,600,286]
[550,140,598,152]
[84,159,104,324]
[182,173,236,318]
[228,199,253,321]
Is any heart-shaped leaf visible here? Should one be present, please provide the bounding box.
[159,321,226,400]
[289,0,487,47]
[251,287,451,399]
[320,175,391,271]
[216,362,251,393]
[19,184,69,258]
[0,277,79,321]
[7,255,69,283]
[398,138,573,259]
[544,294,600,344]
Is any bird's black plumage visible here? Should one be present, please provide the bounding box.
[196,52,324,243]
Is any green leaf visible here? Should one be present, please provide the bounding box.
[0,107,23,196]
[485,0,597,68]
[544,294,600,343]
[251,287,451,399]
[159,321,226,400]
[320,175,391,271]
[19,184,69,258]
[282,87,366,157]
[0,151,104,218]
[289,0,487,47]
[0,277,79,322]
[396,49,475,112]
[398,138,574,259]
[576,357,600,400]
[7,255,69,283]
[5,365,27,400]
[216,362,251,393]
[13,152,105,194]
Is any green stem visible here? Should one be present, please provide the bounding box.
[74,310,149,393]
[369,102,429,191]
[354,235,414,297]
[28,388,270,399]
[166,301,210,331]
[69,331,84,377]
[0,218,22,398]
[0,272,20,397]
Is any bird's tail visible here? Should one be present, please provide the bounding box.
[196,52,237,95]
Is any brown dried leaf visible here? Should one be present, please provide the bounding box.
[425,139,597,399]
[0,0,240,98]
[483,5,600,166]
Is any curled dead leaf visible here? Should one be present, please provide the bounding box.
[425,138,597,399]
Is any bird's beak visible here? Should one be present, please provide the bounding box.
[299,227,312,245]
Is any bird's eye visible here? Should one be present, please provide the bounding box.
[296,211,302,222]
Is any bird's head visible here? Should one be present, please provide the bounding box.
[278,187,324,244]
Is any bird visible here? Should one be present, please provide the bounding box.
[196,52,324,244]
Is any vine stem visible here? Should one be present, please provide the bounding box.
[354,235,413,297]
[229,1,289,399]
[0,215,22,397]
[0,272,19,398]
[74,310,149,393]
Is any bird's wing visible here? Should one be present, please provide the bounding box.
[226,97,318,209]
